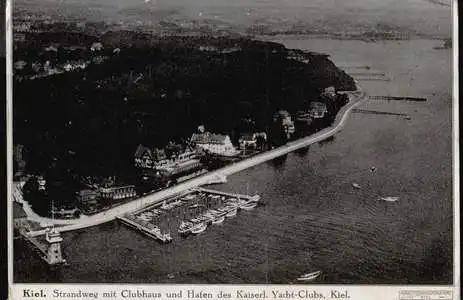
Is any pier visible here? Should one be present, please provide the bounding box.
[353,76,390,81]
[118,188,261,241]
[369,95,427,102]
[117,215,172,243]
[194,187,260,202]
[352,109,409,117]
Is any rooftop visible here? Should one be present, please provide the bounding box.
[191,132,228,144]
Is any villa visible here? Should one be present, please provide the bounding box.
[190,132,240,157]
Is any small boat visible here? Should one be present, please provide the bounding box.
[212,215,225,224]
[352,183,361,189]
[249,195,261,202]
[380,196,399,202]
[297,271,321,281]
[191,222,208,234]
[240,201,258,211]
[178,221,194,235]
[226,208,238,218]
[189,204,204,209]
[370,166,377,172]
[404,116,412,120]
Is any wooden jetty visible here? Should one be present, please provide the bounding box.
[369,95,427,102]
[195,187,260,202]
[353,76,391,81]
[352,109,409,117]
[348,72,386,76]
[117,215,172,243]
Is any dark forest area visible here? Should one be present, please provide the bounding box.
[14,33,355,179]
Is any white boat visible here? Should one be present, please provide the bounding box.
[212,215,225,224]
[191,222,208,234]
[184,194,196,200]
[297,271,321,281]
[352,183,361,189]
[380,196,399,202]
[226,208,238,218]
[249,195,261,202]
[240,201,258,211]
[178,221,193,235]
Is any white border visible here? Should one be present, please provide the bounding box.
[5,0,460,299]
[451,0,460,296]
[6,0,14,289]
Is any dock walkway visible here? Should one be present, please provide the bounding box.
[195,187,259,201]
[369,95,427,102]
[117,216,172,243]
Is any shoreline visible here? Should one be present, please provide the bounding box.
[24,87,367,237]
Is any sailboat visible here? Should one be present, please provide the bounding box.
[352,183,361,189]
[296,271,321,281]
[379,196,399,202]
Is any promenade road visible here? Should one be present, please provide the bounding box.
[27,90,367,237]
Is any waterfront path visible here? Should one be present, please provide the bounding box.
[27,89,368,237]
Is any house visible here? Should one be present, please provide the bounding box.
[134,145,169,169]
[91,56,108,64]
[309,102,328,119]
[239,133,257,150]
[31,62,42,73]
[13,33,26,42]
[190,132,240,157]
[273,110,295,138]
[51,208,79,219]
[239,133,267,150]
[100,185,136,200]
[323,86,336,98]
[37,176,46,191]
[76,189,99,206]
[157,150,204,178]
[90,42,103,51]
[14,61,27,71]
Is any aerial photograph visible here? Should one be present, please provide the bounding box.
[11,0,453,284]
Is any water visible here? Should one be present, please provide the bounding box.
[14,38,453,284]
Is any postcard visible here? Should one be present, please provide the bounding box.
[5,0,459,299]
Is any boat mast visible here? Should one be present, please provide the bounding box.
[51,198,55,229]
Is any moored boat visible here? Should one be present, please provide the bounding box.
[178,221,194,235]
[249,195,261,202]
[297,271,321,281]
[212,215,225,224]
[352,183,361,189]
[380,196,399,202]
[240,201,258,211]
[191,222,208,234]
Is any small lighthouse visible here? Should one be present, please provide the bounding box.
[45,227,66,265]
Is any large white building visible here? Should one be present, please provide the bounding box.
[191,132,240,157]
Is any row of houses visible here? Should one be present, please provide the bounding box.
[134,130,269,173]
[76,185,137,211]
[14,56,109,80]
